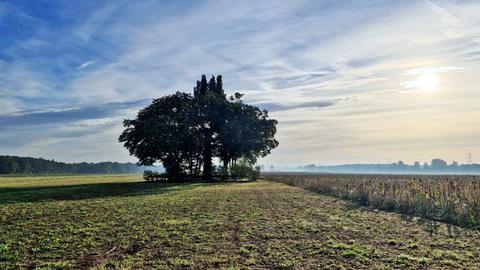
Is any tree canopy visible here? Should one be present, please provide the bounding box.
[119,75,278,180]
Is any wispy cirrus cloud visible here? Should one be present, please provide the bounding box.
[0,99,19,114]
[1,0,480,164]
[0,99,148,161]
[77,60,96,70]
[0,99,148,129]
[255,100,336,112]
[404,66,464,75]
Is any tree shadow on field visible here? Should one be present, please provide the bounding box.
[0,181,205,205]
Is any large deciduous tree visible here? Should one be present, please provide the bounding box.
[119,92,202,179]
[217,99,278,169]
[119,75,278,180]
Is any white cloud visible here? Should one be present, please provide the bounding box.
[0,99,19,115]
[404,66,464,75]
[0,63,52,98]
[77,60,96,70]
[2,0,480,163]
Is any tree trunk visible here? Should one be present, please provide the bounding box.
[221,157,230,180]
[188,158,194,180]
[223,158,229,171]
[202,128,213,180]
[195,158,202,178]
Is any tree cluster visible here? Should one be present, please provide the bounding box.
[119,75,278,181]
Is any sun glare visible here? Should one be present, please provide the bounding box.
[416,74,438,92]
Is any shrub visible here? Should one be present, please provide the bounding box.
[250,166,261,181]
[230,163,261,181]
[143,170,167,181]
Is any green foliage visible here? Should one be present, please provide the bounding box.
[331,242,373,261]
[251,166,261,181]
[143,170,167,181]
[120,75,278,181]
[120,92,202,179]
[217,99,278,168]
[230,162,260,181]
[393,254,430,266]
[0,155,142,175]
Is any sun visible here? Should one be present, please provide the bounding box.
[416,74,438,92]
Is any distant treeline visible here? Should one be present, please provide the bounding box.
[299,159,480,174]
[0,155,149,175]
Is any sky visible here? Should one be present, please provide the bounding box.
[1,0,479,166]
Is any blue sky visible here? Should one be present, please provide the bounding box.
[1,0,479,165]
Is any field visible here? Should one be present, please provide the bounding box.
[263,173,480,228]
[1,175,480,269]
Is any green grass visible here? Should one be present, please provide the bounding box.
[0,175,479,269]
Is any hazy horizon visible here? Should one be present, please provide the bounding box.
[1,0,479,165]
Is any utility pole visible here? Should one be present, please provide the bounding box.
[467,153,472,164]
